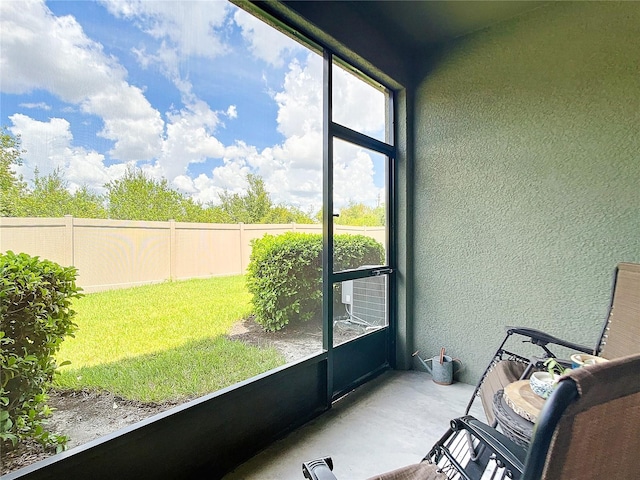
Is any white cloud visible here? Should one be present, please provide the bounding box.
[19,102,51,111]
[169,142,261,205]
[274,56,322,138]
[333,142,383,209]
[98,0,237,184]
[226,105,238,119]
[256,56,324,209]
[9,114,71,176]
[8,113,116,193]
[222,141,260,169]
[87,85,163,160]
[102,0,230,59]
[172,174,196,194]
[190,161,252,205]
[233,8,302,67]
[0,0,163,162]
[264,57,386,210]
[270,131,323,171]
[103,0,229,86]
[159,99,226,180]
[333,66,386,137]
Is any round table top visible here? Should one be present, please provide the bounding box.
[503,380,546,422]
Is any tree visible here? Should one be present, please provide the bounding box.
[1,129,106,219]
[17,168,107,218]
[218,174,315,224]
[104,167,228,222]
[181,197,230,224]
[0,127,27,216]
[262,205,315,224]
[69,185,108,219]
[106,167,188,221]
[2,145,316,224]
[316,202,385,227]
[218,174,272,223]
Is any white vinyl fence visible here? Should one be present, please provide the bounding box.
[0,217,384,293]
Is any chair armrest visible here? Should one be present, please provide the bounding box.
[506,326,593,354]
[302,457,337,480]
[451,416,527,473]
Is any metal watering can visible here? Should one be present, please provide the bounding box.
[413,348,463,385]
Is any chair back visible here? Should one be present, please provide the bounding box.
[597,263,640,359]
[523,353,640,480]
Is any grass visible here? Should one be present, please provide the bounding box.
[54,276,285,402]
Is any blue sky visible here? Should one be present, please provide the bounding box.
[1,0,386,212]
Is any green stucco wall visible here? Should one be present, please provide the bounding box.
[413,2,640,384]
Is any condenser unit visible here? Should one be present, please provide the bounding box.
[341,275,387,328]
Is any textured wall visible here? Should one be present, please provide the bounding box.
[413,2,640,383]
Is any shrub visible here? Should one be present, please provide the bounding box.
[246,233,384,331]
[0,251,81,452]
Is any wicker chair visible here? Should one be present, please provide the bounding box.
[465,262,640,428]
[302,353,640,480]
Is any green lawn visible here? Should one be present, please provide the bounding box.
[54,276,284,402]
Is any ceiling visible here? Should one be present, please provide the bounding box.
[341,1,548,50]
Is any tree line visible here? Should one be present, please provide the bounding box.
[1,127,384,226]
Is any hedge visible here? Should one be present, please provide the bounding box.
[246,233,384,331]
[1,251,81,451]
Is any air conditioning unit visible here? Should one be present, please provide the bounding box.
[341,274,387,328]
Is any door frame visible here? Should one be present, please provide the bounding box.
[322,49,397,402]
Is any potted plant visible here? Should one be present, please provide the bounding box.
[529,359,571,399]
[543,358,571,380]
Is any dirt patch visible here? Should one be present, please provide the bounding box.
[0,391,175,475]
[1,316,364,475]
[46,390,178,447]
[227,314,367,362]
[228,315,325,362]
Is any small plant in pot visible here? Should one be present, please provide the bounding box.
[544,358,571,379]
[529,359,571,399]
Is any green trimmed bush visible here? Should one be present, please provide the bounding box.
[246,233,384,331]
[1,251,81,452]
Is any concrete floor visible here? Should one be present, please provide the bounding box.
[224,370,486,480]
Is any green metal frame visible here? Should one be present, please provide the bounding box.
[323,47,397,402]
